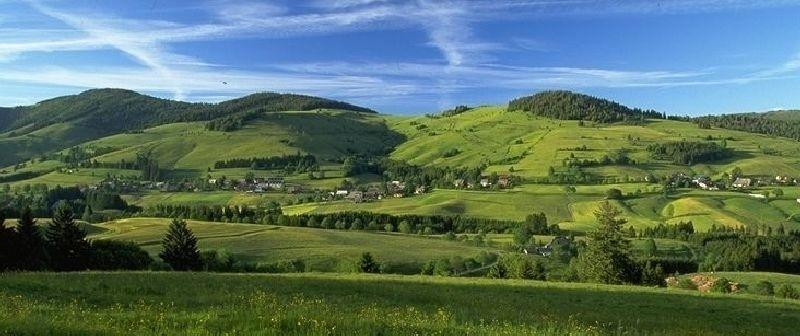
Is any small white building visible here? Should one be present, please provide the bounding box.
[732,178,752,189]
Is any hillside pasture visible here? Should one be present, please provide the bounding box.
[91,218,495,273]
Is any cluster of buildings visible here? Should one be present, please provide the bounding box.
[453,175,513,189]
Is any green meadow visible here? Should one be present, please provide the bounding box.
[90,218,495,273]
[1,272,799,335]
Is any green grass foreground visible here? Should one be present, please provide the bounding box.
[1,272,799,335]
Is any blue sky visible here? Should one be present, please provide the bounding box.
[1,0,800,115]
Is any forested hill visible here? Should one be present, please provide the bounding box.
[507,90,665,123]
[218,93,375,114]
[0,89,377,167]
[693,111,800,141]
[0,107,24,131]
[2,89,375,134]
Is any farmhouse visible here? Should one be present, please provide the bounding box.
[479,177,491,188]
[748,193,766,199]
[732,178,752,189]
[498,175,512,188]
[345,191,364,203]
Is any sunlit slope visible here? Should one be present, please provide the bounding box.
[285,184,800,233]
[90,218,495,272]
[389,107,800,180]
[78,110,402,178]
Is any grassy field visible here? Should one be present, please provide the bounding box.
[6,106,800,234]
[4,110,399,186]
[1,272,799,335]
[390,107,800,180]
[695,272,800,288]
[90,218,495,273]
[284,187,800,233]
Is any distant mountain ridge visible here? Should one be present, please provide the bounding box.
[0,89,376,167]
[1,89,375,133]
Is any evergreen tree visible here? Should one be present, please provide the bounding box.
[358,252,379,273]
[45,202,89,271]
[82,205,93,223]
[574,201,635,284]
[159,218,201,271]
[0,211,14,270]
[15,206,48,270]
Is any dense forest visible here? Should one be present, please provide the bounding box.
[646,141,731,165]
[507,90,665,123]
[0,107,24,132]
[693,114,800,141]
[214,154,318,171]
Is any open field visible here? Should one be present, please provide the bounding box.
[1,272,799,335]
[390,107,800,180]
[90,218,495,273]
[284,187,800,233]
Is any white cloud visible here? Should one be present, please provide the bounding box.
[2,0,800,107]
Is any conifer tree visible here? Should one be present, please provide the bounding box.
[15,206,48,270]
[159,218,201,271]
[574,201,635,284]
[45,202,89,271]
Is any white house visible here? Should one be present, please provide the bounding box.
[732,178,752,189]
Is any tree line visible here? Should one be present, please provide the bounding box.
[214,153,318,171]
[0,203,151,272]
[693,114,800,141]
[141,204,539,235]
[646,141,731,165]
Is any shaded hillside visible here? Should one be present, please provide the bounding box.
[5,89,375,134]
[0,107,24,132]
[0,89,376,166]
[508,90,665,123]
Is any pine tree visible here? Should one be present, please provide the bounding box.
[358,252,379,273]
[45,202,89,271]
[574,201,635,284]
[159,218,201,271]
[15,206,48,270]
[82,205,93,223]
[0,211,14,270]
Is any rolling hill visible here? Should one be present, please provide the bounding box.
[0,89,377,167]
[4,89,800,234]
[89,217,494,273]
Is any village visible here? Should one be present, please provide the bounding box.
[71,169,518,204]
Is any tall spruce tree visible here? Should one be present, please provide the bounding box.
[0,210,14,270]
[574,201,635,284]
[45,202,89,271]
[159,218,201,271]
[15,206,48,270]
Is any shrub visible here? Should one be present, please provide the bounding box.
[605,188,623,200]
[776,284,800,299]
[89,240,153,270]
[752,281,774,296]
[670,277,698,290]
[709,277,733,294]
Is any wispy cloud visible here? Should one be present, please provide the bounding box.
[2,0,800,109]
